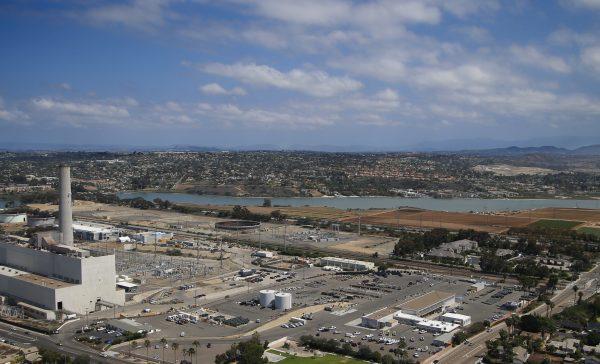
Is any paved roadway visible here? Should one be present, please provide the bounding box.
[0,321,130,363]
[425,264,600,364]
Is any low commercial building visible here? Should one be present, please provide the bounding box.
[399,291,455,317]
[319,257,375,271]
[361,307,399,329]
[468,282,486,293]
[107,318,154,334]
[133,231,173,244]
[73,221,120,242]
[439,312,471,326]
[116,281,139,293]
[393,311,458,333]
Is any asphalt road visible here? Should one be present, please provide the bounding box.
[0,321,129,363]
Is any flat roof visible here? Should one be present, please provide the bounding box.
[441,312,471,320]
[401,291,455,311]
[365,307,400,320]
[117,281,139,288]
[0,266,73,288]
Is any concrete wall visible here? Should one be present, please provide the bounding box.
[0,243,83,283]
[0,275,57,310]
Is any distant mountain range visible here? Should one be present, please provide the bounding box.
[1,141,599,155]
[454,144,600,156]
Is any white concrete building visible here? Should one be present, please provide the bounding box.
[361,307,399,329]
[319,257,375,271]
[0,242,125,314]
[73,221,120,242]
[439,313,471,326]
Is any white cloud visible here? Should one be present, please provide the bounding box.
[250,0,352,26]
[31,98,131,125]
[85,0,172,32]
[200,63,362,97]
[200,83,247,96]
[581,46,600,73]
[0,97,28,122]
[510,45,571,73]
[562,0,600,10]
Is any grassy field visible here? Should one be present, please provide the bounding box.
[578,227,600,238]
[528,219,583,230]
[267,350,365,364]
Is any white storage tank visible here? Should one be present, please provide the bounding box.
[274,292,292,310]
[259,289,276,307]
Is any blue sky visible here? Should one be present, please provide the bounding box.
[0,0,599,149]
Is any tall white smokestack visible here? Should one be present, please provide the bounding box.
[59,165,74,246]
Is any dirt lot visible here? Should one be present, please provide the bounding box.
[513,207,600,223]
[340,208,533,233]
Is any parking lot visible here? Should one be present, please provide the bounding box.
[131,267,528,362]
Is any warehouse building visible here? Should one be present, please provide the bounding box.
[399,291,455,317]
[361,307,398,329]
[320,257,375,271]
[439,312,471,326]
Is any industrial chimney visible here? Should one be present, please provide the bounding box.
[58,165,74,246]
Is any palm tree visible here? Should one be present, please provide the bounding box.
[160,337,167,364]
[578,291,584,304]
[505,317,513,336]
[549,301,555,316]
[188,348,196,364]
[545,299,552,317]
[144,339,151,361]
[182,348,189,364]
[172,342,180,363]
[192,340,200,364]
[573,285,579,304]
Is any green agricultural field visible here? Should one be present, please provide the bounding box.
[578,227,600,238]
[529,219,582,230]
[267,350,366,364]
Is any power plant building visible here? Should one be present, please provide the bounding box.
[0,165,125,315]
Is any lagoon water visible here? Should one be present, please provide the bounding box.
[116,191,600,212]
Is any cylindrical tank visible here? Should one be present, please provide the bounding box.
[259,289,276,307]
[58,165,73,246]
[274,292,292,310]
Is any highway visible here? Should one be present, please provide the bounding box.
[425,264,600,364]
